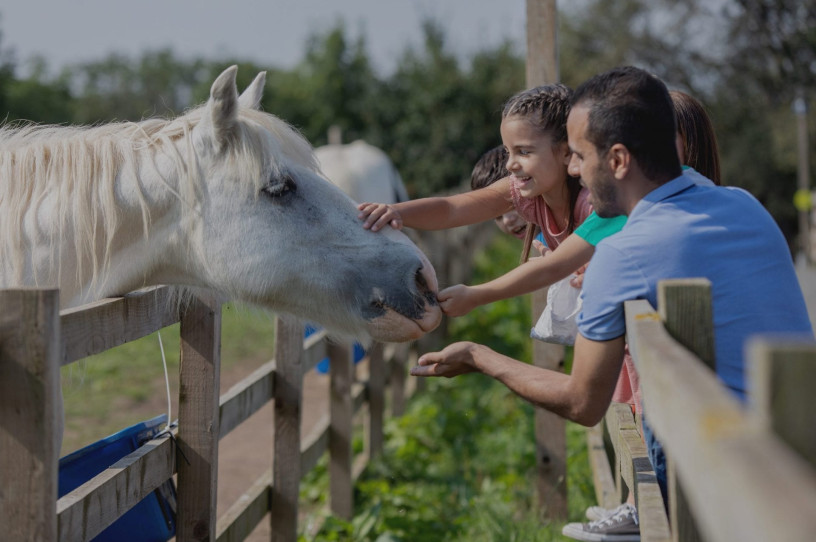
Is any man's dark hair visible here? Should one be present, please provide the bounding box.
[571,66,681,182]
[471,145,508,190]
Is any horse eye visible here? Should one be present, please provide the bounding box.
[261,175,296,198]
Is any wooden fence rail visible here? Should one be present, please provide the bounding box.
[0,286,421,542]
[587,279,816,542]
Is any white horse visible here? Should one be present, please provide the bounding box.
[0,66,441,343]
[315,140,409,204]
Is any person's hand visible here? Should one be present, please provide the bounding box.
[437,284,479,317]
[357,202,403,231]
[533,239,551,257]
[410,341,480,378]
[570,264,588,288]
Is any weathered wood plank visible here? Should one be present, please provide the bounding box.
[329,341,354,521]
[300,413,330,474]
[218,410,332,542]
[604,403,636,502]
[531,287,568,519]
[657,280,712,542]
[352,381,367,415]
[216,469,271,542]
[0,289,60,542]
[749,338,816,470]
[657,279,715,370]
[367,342,385,459]
[271,315,303,542]
[616,427,671,542]
[219,360,276,439]
[637,477,672,542]
[586,423,618,510]
[389,343,410,417]
[302,329,328,375]
[56,436,175,541]
[625,298,816,542]
[176,294,222,542]
[60,286,179,365]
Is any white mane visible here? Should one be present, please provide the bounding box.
[0,105,317,293]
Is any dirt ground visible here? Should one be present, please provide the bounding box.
[215,363,333,541]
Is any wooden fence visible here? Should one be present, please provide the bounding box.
[0,286,419,542]
[587,278,816,542]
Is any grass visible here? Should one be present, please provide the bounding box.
[60,302,277,455]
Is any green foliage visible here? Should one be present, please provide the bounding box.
[3,4,811,244]
[302,233,595,541]
[448,233,532,361]
[370,20,524,198]
[66,49,209,123]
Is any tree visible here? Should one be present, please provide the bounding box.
[371,20,524,197]
[67,49,208,124]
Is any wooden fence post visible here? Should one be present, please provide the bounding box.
[531,288,567,519]
[0,289,60,542]
[329,341,354,520]
[177,294,222,541]
[749,339,816,469]
[658,279,713,542]
[271,315,304,542]
[367,342,385,459]
[389,343,410,417]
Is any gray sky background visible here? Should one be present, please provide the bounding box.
[2,1,528,76]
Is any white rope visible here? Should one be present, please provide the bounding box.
[157,331,173,433]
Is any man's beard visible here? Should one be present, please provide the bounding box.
[588,168,623,218]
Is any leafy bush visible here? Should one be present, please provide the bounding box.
[303,233,596,541]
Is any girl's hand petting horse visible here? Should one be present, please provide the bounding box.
[358,202,403,231]
[437,284,480,318]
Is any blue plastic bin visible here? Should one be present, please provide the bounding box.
[58,414,176,541]
[304,324,366,373]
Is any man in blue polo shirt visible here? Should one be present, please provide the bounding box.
[567,67,813,520]
[410,66,812,534]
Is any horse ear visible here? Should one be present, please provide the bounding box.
[238,72,266,110]
[199,65,240,151]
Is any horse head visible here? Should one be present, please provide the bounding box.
[179,66,441,342]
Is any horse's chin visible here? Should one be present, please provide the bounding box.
[367,306,442,343]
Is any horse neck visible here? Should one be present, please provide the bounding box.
[72,142,205,306]
[4,131,197,308]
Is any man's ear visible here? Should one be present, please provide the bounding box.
[608,143,631,179]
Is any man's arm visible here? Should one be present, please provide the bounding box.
[411,333,626,426]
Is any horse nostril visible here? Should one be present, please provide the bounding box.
[415,267,437,305]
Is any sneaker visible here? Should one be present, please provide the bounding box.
[584,503,630,521]
[562,503,640,541]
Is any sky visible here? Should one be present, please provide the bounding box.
[2,1,529,76]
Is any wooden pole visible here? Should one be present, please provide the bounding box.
[271,315,304,542]
[525,0,567,519]
[367,342,385,458]
[526,0,559,87]
[329,341,354,520]
[749,339,816,471]
[794,93,812,263]
[657,279,713,542]
[0,289,60,542]
[176,294,222,541]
